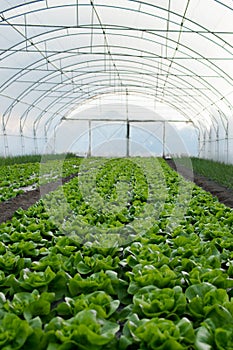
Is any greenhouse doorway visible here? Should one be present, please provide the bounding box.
[55,119,188,158]
[88,121,164,157]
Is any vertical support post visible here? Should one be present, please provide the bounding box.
[72,72,75,93]
[166,0,171,58]
[44,127,48,145]
[20,125,25,155]
[90,3,94,53]
[60,59,63,83]
[45,42,49,70]
[3,128,9,157]
[203,130,206,159]
[225,120,229,164]
[76,0,79,26]
[162,121,166,158]
[216,125,219,162]
[33,127,38,155]
[24,14,27,50]
[88,120,92,157]
[126,120,130,158]
[126,89,129,157]
[197,128,201,157]
[53,125,57,154]
[208,128,211,159]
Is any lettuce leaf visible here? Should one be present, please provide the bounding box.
[133,285,186,318]
[45,309,119,349]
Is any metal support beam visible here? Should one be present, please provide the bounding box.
[33,123,38,154]
[225,120,229,164]
[162,121,166,158]
[215,124,219,162]
[20,125,25,155]
[197,128,201,157]
[3,129,9,157]
[126,120,130,157]
[126,88,129,157]
[88,120,92,156]
[62,117,192,123]
[76,0,79,27]
[24,14,27,50]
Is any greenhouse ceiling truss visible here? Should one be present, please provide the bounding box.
[0,0,232,160]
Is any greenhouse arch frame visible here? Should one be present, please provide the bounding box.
[0,0,232,161]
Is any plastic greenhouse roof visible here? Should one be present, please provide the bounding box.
[0,0,232,143]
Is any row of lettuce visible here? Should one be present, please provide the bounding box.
[0,157,232,349]
[0,157,82,202]
[175,157,233,190]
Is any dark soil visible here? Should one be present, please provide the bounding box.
[0,161,232,225]
[0,173,79,224]
[166,159,233,209]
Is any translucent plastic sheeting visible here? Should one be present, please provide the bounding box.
[0,0,232,161]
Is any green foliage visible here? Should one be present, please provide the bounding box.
[175,157,233,190]
[133,285,186,318]
[0,157,232,348]
[123,314,195,349]
[0,153,76,166]
[0,157,81,202]
[45,309,119,349]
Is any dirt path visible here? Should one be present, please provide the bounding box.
[166,159,233,208]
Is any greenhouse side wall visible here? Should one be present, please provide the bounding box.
[199,119,233,165]
[228,122,233,164]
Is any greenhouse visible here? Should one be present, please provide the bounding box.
[0,0,232,160]
[0,1,233,349]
